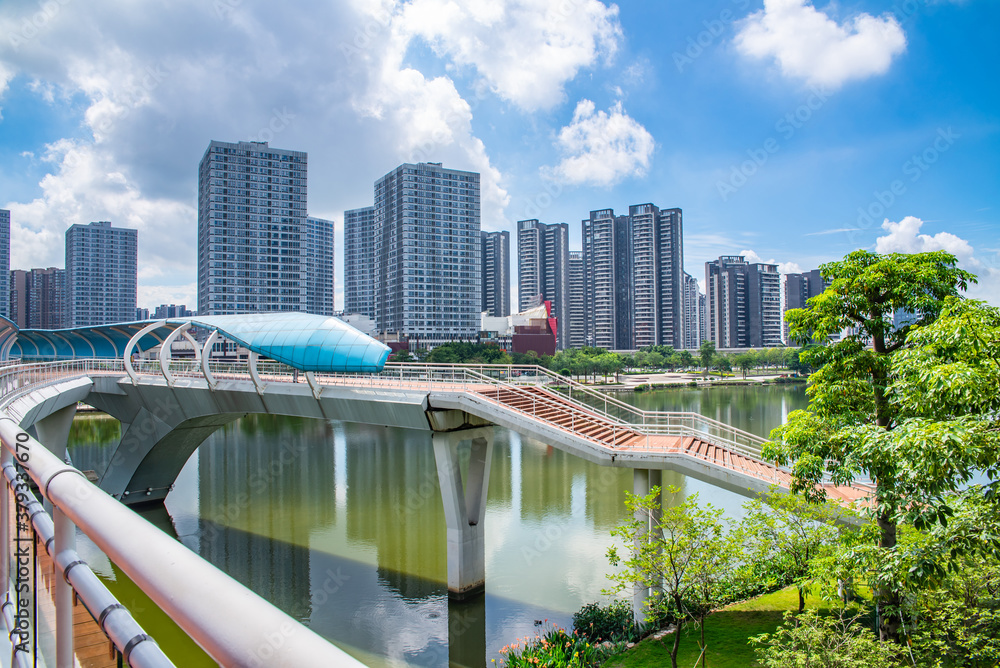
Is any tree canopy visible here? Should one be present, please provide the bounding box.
[765,250,990,641]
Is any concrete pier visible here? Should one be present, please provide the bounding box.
[432,427,494,600]
[632,468,662,624]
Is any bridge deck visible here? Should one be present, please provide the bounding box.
[474,385,869,504]
[6,503,117,668]
[11,365,870,504]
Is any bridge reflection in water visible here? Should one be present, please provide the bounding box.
[69,411,692,667]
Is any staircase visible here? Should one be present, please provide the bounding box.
[475,384,795,487]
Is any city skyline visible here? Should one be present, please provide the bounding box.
[0,1,996,310]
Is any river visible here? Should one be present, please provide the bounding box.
[65,383,808,667]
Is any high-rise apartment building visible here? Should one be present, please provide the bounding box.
[481,230,511,318]
[582,205,686,350]
[750,262,782,347]
[517,220,569,348]
[682,272,701,349]
[705,255,781,348]
[656,208,685,349]
[582,209,620,349]
[343,206,375,318]
[698,293,707,347]
[153,304,193,319]
[10,267,69,329]
[373,162,481,339]
[626,204,686,349]
[66,221,137,327]
[783,269,826,343]
[568,251,586,349]
[0,210,9,319]
[9,270,28,328]
[197,140,308,315]
[305,216,335,316]
[629,204,658,348]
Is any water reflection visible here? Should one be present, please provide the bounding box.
[64,385,806,667]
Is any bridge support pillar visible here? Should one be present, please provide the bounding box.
[34,403,77,462]
[35,404,78,513]
[432,427,493,600]
[632,468,662,625]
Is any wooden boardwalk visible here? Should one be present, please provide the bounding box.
[7,502,117,668]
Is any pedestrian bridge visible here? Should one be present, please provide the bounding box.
[0,314,869,666]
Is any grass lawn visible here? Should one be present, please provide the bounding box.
[604,587,824,668]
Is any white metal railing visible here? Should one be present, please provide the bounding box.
[0,362,366,667]
[0,358,780,477]
[0,358,771,458]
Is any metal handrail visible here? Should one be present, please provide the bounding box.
[0,362,366,667]
[0,358,780,472]
[0,358,771,462]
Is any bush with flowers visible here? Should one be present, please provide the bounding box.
[496,625,617,667]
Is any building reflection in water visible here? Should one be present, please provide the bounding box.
[196,415,335,622]
[62,386,806,668]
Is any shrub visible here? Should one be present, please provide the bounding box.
[751,609,904,668]
[572,600,643,643]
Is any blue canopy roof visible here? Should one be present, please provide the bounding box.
[0,313,390,373]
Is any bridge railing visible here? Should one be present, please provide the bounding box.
[364,363,771,458]
[0,361,367,667]
[133,359,771,460]
[0,358,772,462]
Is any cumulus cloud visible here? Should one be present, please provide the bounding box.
[875,216,975,262]
[6,138,196,291]
[350,12,510,227]
[398,0,621,112]
[740,249,801,274]
[874,216,999,305]
[548,99,654,187]
[734,0,907,89]
[0,0,618,307]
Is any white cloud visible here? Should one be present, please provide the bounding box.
[350,15,510,228]
[0,0,530,308]
[138,283,197,311]
[734,0,907,89]
[874,216,999,305]
[0,60,13,118]
[548,99,654,187]
[875,216,975,262]
[740,249,801,274]
[5,139,196,303]
[398,0,621,112]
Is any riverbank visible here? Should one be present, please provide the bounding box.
[605,585,822,668]
[564,372,806,391]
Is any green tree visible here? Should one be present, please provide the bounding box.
[910,552,1000,667]
[389,349,416,363]
[698,341,716,378]
[712,353,731,377]
[763,346,785,370]
[764,250,977,641]
[677,350,695,370]
[733,352,754,379]
[645,351,665,370]
[606,487,732,668]
[737,490,845,612]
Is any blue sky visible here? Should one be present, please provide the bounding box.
[0,0,997,309]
